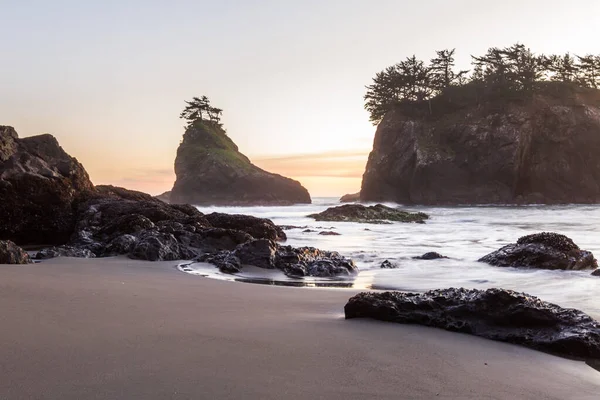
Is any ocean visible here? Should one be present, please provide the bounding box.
[181,197,600,315]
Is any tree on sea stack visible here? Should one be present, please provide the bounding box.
[179,96,223,127]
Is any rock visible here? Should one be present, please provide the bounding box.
[479,232,598,271]
[103,234,138,256]
[361,84,600,205]
[0,240,31,264]
[308,204,428,224]
[0,126,94,245]
[340,192,360,203]
[169,121,311,206]
[380,260,398,269]
[592,269,600,277]
[204,212,286,241]
[34,246,96,259]
[275,245,358,277]
[413,252,448,260]
[344,288,600,360]
[129,231,187,261]
[199,242,358,278]
[303,229,316,233]
[319,231,341,236]
[155,190,171,203]
[234,239,277,269]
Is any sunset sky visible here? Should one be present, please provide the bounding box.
[2,0,599,196]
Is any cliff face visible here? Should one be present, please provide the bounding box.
[170,121,311,205]
[0,126,94,244]
[361,86,600,204]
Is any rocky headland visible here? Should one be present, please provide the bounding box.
[169,121,311,206]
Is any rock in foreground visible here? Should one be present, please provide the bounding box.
[198,240,358,278]
[345,288,600,360]
[308,204,428,224]
[479,232,597,271]
[0,240,31,264]
[170,121,311,206]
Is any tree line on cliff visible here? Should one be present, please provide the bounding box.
[365,44,600,124]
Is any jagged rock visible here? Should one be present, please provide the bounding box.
[345,288,600,360]
[0,126,94,245]
[34,246,96,260]
[199,241,358,278]
[170,121,311,206]
[413,252,448,260]
[235,239,277,269]
[103,234,138,256]
[380,260,398,269]
[0,240,31,264]
[361,84,600,205]
[129,231,188,261]
[339,192,360,203]
[275,245,358,277]
[319,231,341,236]
[479,232,597,271]
[204,212,286,241]
[308,204,428,224]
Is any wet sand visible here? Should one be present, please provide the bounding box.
[1,257,599,399]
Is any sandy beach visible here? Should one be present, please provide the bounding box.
[1,257,599,400]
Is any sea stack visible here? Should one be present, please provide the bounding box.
[361,84,600,205]
[170,121,311,206]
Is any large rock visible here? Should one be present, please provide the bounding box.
[308,204,428,224]
[361,84,600,204]
[200,241,358,278]
[204,212,286,241]
[479,232,597,271]
[345,288,600,360]
[170,121,311,206]
[0,240,31,264]
[0,126,94,244]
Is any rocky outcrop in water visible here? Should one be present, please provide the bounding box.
[361,84,600,204]
[198,240,358,278]
[339,192,360,203]
[413,252,448,260]
[479,232,597,271]
[0,240,31,264]
[170,121,311,206]
[204,213,286,242]
[0,126,94,245]
[345,288,600,360]
[308,204,428,224]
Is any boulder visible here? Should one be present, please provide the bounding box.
[361,83,600,205]
[0,240,31,264]
[235,239,278,269]
[0,126,94,245]
[345,288,600,360]
[413,252,448,260]
[380,260,398,269]
[170,121,311,206]
[479,232,597,271]
[319,231,341,236]
[308,204,428,224]
[204,212,286,241]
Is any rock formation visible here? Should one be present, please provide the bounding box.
[0,126,94,245]
[170,121,311,206]
[0,240,31,264]
[479,232,597,271]
[345,288,600,360]
[339,192,360,203]
[308,204,428,224]
[361,84,600,204]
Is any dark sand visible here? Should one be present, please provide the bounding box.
[1,257,599,399]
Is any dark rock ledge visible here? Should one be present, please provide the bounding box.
[479,232,598,275]
[345,288,600,360]
[308,204,428,224]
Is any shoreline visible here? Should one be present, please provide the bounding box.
[1,256,600,399]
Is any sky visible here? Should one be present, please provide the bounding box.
[1,0,600,196]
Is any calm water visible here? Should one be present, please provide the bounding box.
[181,198,600,315]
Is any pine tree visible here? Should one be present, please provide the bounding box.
[180,96,222,127]
[577,54,600,88]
